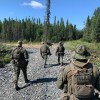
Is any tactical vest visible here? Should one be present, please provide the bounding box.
[58,46,64,53]
[67,63,95,98]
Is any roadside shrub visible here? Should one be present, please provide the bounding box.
[3,54,11,64]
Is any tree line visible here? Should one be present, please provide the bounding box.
[83,7,100,42]
[0,17,82,42]
[0,7,100,43]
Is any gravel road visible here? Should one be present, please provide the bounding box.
[0,46,72,100]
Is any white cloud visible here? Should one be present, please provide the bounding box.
[23,1,45,8]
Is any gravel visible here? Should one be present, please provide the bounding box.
[0,47,75,100]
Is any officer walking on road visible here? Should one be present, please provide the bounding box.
[40,41,52,68]
[11,41,29,90]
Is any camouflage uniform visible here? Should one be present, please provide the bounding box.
[11,41,29,90]
[57,44,100,100]
[56,41,65,65]
[40,42,52,68]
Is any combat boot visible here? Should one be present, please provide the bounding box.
[15,86,20,91]
[58,60,60,65]
[25,79,30,83]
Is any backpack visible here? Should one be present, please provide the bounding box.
[67,63,95,98]
[12,47,25,60]
[41,45,50,55]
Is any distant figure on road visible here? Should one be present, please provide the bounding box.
[11,41,29,91]
[40,41,52,68]
[55,41,65,65]
[57,44,100,100]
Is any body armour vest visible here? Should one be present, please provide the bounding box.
[67,63,95,98]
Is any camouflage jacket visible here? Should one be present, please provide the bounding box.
[40,44,51,56]
[56,45,65,55]
[11,46,29,61]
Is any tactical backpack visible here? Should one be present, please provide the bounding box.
[41,45,51,55]
[12,47,25,61]
[67,63,95,98]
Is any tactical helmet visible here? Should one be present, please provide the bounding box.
[59,41,63,46]
[46,41,53,46]
[17,41,22,44]
[41,42,44,44]
[75,44,86,55]
[72,44,91,60]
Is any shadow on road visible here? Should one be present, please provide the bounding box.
[31,77,57,84]
[19,78,57,90]
[45,63,69,68]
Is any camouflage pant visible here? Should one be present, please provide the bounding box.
[58,53,64,64]
[13,60,28,87]
[60,93,99,100]
[41,53,48,67]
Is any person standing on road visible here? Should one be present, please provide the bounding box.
[55,41,65,65]
[11,41,29,91]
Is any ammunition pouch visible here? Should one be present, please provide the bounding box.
[58,52,64,56]
[60,93,70,100]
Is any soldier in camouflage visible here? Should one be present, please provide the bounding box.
[11,41,29,90]
[40,41,52,68]
[57,44,100,100]
[55,41,65,65]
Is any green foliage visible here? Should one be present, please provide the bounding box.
[0,15,82,43]
[83,16,91,42]
[51,36,60,43]
[84,7,100,43]
[64,40,100,67]
[3,54,11,64]
[22,39,29,44]
[0,44,12,67]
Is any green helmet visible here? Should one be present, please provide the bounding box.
[46,41,53,46]
[72,44,91,60]
[75,44,86,55]
[59,41,63,46]
[17,40,22,44]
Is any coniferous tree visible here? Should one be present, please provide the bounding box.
[73,24,77,40]
[83,16,91,42]
[91,7,100,42]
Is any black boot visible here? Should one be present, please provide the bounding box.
[15,86,20,91]
[25,79,30,83]
[58,62,60,65]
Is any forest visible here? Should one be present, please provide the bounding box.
[0,7,100,43]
